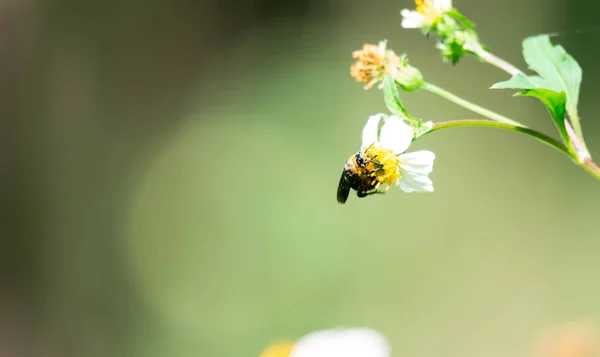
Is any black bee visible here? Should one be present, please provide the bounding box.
[337,150,384,204]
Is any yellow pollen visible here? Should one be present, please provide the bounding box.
[258,341,295,357]
[364,145,401,189]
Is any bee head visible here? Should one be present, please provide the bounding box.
[355,152,367,167]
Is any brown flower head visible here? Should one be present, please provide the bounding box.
[350,41,423,91]
[351,41,397,89]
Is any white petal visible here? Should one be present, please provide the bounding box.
[377,40,388,56]
[379,116,414,154]
[400,10,426,28]
[290,328,391,357]
[397,150,435,193]
[361,114,383,149]
[399,171,434,193]
[398,150,435,175]
[435,0,452,11]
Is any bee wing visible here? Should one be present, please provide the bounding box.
[337,171,351,204]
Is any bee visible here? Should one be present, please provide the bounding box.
[337,149,384,204]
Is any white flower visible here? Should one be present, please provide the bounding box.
[400,0,452,29]
[290,328,391,357]
[361,114,435,193]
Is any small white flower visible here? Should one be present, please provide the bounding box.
[362,114,435,193]
[290,328,391,357]
[400,0,452,29]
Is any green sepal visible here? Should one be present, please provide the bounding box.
[414,120,434,139]
[444,9,476,32]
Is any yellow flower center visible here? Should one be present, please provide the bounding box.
[363,145,401,189]
[415,0,442,23]
[258,342,295,357]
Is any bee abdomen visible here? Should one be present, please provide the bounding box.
[337,170,352,204]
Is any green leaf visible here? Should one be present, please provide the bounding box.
[490,35,582,146]
[491,73,539,89]
[522,34,582,119]
[491,73,555,90]
[490,73,569,143]
[383,75,411,118]
[518,89,569,143]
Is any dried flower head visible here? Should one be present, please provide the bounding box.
[351,41,423,91]
[351,41,394,89]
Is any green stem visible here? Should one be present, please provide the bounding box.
[421,119,600,180]
[422,119,570,156]
[422,82,525,127]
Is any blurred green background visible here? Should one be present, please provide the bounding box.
[2,0,600,356]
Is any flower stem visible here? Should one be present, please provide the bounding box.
[475,49,523,76]
[423,119,570,156]
[420,119,600,181]
[422,82,525,127]
[582,158,600,180]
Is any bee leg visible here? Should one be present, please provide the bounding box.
[356,189,384,198]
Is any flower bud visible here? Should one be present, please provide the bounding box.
[392,58,424,92]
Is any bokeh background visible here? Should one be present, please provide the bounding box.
[2,0,600,356]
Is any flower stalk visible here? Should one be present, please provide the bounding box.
[474,48,523,76]
[420,119,569,155]
[420,119,600,180]
[582,158,600,180]
[422,82,524,126]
